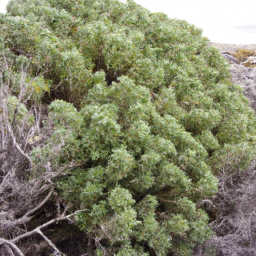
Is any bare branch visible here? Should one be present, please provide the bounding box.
[11,65,28,128]
[0,167,16,193]
[11,209,86,244]
[2,246,15,256]
[36,229,64,256]
[7,123,33,166]
[0,238,24,256]
[26,188,54,218]
[14,188,54,225]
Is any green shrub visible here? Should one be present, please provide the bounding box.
[2,0,256,255]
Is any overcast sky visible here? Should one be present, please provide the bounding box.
[118,0,256,44]
[0,0,256,44]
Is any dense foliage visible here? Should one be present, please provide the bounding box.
[1,0,256,255]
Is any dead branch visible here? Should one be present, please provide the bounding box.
[11,210,85,244]
[198,161,256,255]
[36,229,64,256]
[23,188,54,218]
[7,210,86,255]
[7,123,33,166]
[0,53,88,255]
[0,238,24,256]
[14,188,54,225]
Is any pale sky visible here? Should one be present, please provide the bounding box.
[0,0,256,44]
[118,0,256,44]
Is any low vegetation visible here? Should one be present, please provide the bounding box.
[234,49,256,67]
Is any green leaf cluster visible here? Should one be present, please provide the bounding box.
[1,0,256,255]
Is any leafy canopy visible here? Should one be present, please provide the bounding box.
[1,0,256,255]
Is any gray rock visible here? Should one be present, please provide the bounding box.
[229,64,256,112]
[209,42,256,54]
[241,56,256,66]
[221,53,240,64]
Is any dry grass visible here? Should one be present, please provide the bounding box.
[234,49,256,67]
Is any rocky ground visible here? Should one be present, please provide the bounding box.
[196,43,256,256]
[212,42,256,113]
[230,64,256,112]
[209,42,256,54]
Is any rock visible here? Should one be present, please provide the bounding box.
[241,56,256,66]
[221,52,240,64]
[210,42,256,112]
[195,43,256,256]
[209,42,256,54]
[229,64,256,111]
